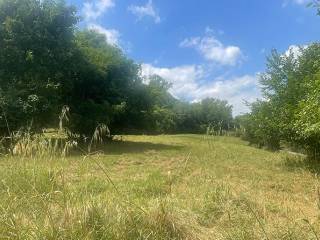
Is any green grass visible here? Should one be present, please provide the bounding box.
[1,134,320,239]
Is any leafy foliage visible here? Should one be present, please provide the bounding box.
[239,43,320,156]
[0,0,78,133]
[0,0,234,138]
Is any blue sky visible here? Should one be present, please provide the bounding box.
[67,0,320,115]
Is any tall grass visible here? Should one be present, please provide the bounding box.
[1,133,320,239]
[0,161,196,239]
[0,113,197,239]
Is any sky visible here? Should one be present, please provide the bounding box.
[66,0,320,115]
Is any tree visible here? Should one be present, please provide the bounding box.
[242,101,281,149]
[0,0,78,134]
[0,0,236,138]
[240,44,320,153]
[309,0,320,15]
[293,45,320,157]
[68,30,143,135]
[173,98,233,134]
[136,75,177,134]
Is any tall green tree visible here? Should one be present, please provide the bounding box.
[69,30,143,135]
[0,0,236,138]
[239,44,320,154]
[0,0,78,133]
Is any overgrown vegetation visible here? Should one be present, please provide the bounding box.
[0,0,233,141]
[1,0,320,239]
[1,135,320,239]
[232,1,320,158]
[237,43,320,157]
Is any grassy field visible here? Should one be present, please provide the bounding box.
[0,134,320,239]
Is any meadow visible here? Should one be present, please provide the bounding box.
[0,134,320,240]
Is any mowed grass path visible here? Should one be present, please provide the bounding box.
[1,135,320,239]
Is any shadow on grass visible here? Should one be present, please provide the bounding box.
[282,155,320,174]
[90,140,185,155]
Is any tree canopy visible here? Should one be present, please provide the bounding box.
[238,43,320,157]
[0,0,234,138]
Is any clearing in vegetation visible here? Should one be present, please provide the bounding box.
[1,134,320,239]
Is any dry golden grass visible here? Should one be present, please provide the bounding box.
[0,134,320,239]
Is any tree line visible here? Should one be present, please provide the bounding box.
[237,43,320,158]
[233,2,320,159]
[0,0,234,138]
[3,0,319,159]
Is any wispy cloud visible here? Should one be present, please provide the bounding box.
[291,0,309,4]
[282,0,310,7]
[128,0,161,24]
[180,35,243,66]
[284,44,308,58]
[142,63,260,115]
[82,0,115,21]
[81,0,123,48]
[88,24,120,46]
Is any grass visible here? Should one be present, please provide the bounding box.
[0,134,320,239]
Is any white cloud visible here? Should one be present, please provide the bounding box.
[141,64,204,98]
[291,0,309,4]
[88,24,120,46]
[141,64,260,115]
[282,0,309,7]
[192,75,261,115]
[205,26,224,35]
[180,36,242,66]
[285,45,301,57]
[82,1,121,47]
[82,0,115,21]
[284,44,308,59]
[128,0,161,24]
